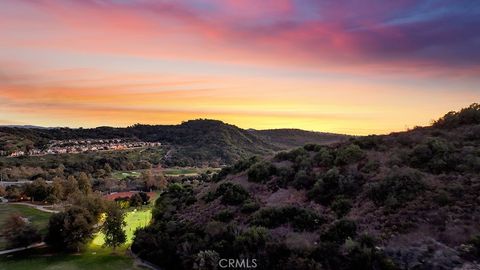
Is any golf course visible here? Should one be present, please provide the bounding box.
[0,204,52,250]
[0,203,154,269]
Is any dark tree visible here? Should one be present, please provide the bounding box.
[2,214,41,248]
[129,193,143,207]
[102,202,126,251]
[138,192,150,205]
[46,206,95,252]
[25,178,50,201]
[77,172,92,195]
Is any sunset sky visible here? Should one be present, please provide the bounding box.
[0,0,479,135]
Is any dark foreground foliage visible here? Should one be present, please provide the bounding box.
[132,104,480,270]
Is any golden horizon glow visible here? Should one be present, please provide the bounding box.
[0,1,479,135]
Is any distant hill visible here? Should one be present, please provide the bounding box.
[0,119,347,166]
[250,128,346,149]
[132,103,480,270]
[0,125,53,129]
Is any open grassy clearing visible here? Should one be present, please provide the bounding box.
[111,166,221,179]
[111,170,142,180]
[0,205,153,269]
[0,245,140,270]
[0,204,52,250]
[162,167,221,176]
[92,208,152,246]
[94,191,157,247]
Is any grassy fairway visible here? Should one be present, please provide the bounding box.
[92,208,152,247]
[0,207,150,270]
[111,170,142,180]
[0,247,139,270]
[0,197,155,269]
[163,167,221,176]
[0,204,52,250]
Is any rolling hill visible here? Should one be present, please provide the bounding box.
[132,104,480,270]
[0,120,347,166]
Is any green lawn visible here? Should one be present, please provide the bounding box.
[111,171,142,180]
[163,167,221,176]
[0,207,151,270]
[92,208,152,246]
[163,167,197,176]
[111,167,222,179]
[0,204,52,250]
[0,247,140,270]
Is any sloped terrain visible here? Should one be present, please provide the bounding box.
[132,104,480,270]
[250,128,346,149]
[0,120,346,166]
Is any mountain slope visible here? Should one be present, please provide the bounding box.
[0,120,346,166]
[132,104,480,270]
[251,128,347,149]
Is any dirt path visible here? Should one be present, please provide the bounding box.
[0,242,45,256]
[128,249,161,270]
[10,202,60,213]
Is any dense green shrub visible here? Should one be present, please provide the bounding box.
[345,235,397,270]
[250,206,323,231]
[233,226,269,254]
[202,191,217,203]
[353,135,384,150]
[153,183,196,219]
[247,162,276,183]
[216,182,250,205]
[313,147,334,167]
[213,156,260,181]
[303,143,320,151]
[275,166,296,187]
[409,138,455,173]
[361,159,381,174]
[294,154,313,171]
[273,151,291,161]
[367,168,425,207]
[330,196,352,218]
[292,169,316,189]
[241,200,260,213]
[307,167,362,205]
[274,147,309,162]
[214,209,234,222]
[233,156,260,172]
[433,103,480,128]
[433,190,452,206]
[468,234,480,258]
[274,147,314,171]
[202,182,250,205]
[132,219,204,269]
[335,144,365,165]
[321,219,357,244]
[193,250,220,270]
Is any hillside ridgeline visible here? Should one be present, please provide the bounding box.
[132,104,480,270]
[0,120,347,166]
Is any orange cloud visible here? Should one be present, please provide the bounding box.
[1,67,478,135]
[1,1,479,134]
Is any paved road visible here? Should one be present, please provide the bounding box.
[0,242,46,256]
[0,181,52,187]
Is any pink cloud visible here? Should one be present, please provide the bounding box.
[1,0,479,78]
